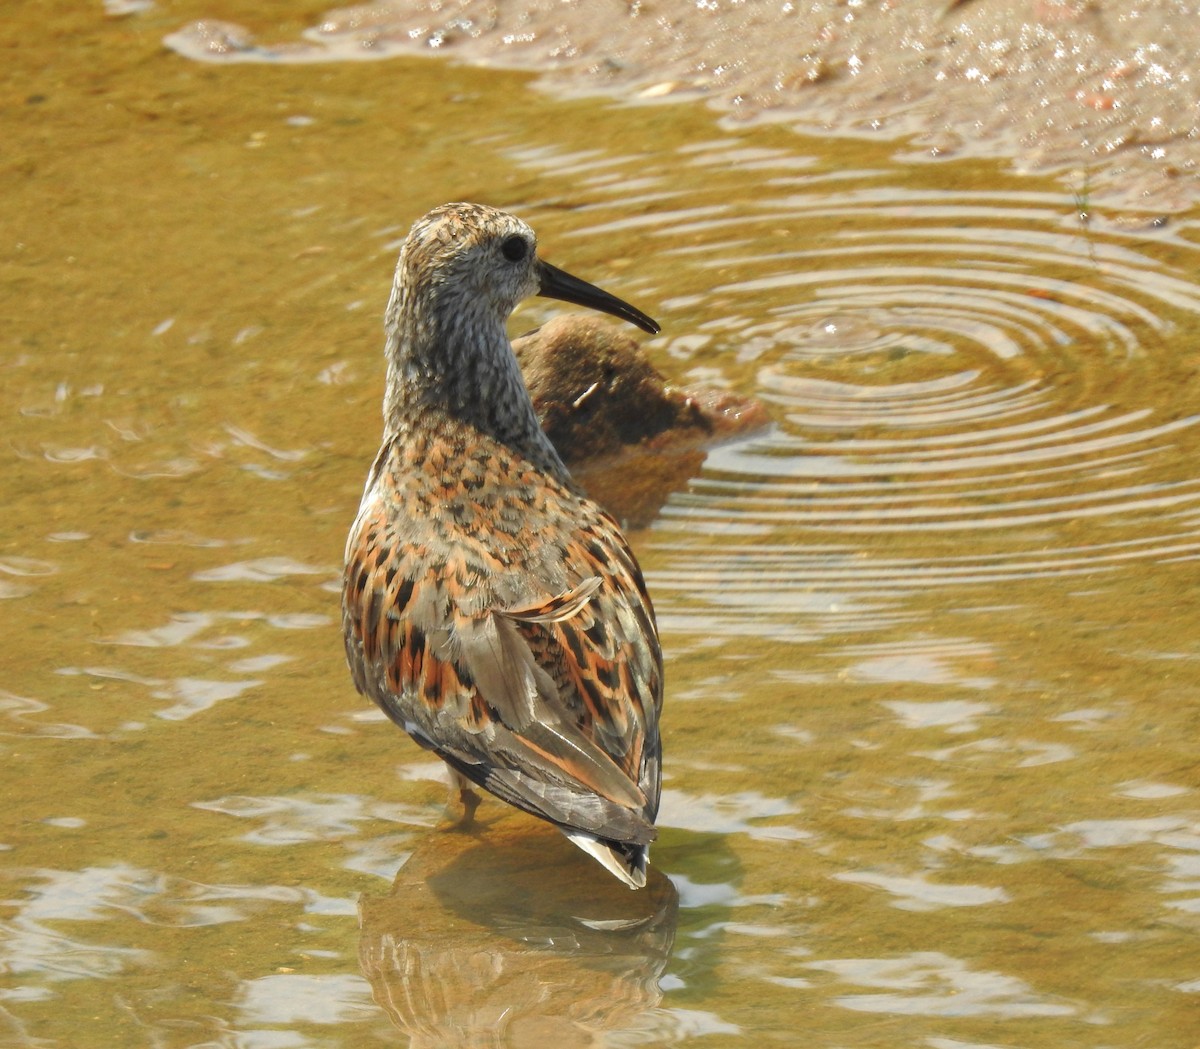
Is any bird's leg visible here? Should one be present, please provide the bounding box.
[442,768,483,829]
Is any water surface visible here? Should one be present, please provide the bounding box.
[3,4,1200,1047]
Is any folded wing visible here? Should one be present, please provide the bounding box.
[342,496,663,849]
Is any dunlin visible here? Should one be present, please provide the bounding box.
[342,203,664,888]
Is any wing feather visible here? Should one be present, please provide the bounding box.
[342,444,662,845]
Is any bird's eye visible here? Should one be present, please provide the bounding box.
[500,235,528,262]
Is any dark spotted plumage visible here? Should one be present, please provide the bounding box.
[342,203,664,887]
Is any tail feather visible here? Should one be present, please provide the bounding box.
[563,829,648,889]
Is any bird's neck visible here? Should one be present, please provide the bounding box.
[381,304,570,483]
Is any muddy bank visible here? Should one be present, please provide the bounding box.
[165,0,1200,211]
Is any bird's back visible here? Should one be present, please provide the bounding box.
[342,408,663,853]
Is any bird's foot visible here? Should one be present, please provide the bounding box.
[438,770,483,831]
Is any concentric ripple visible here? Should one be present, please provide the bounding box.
[499,137,1200,638]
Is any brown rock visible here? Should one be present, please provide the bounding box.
[514,314,768,527]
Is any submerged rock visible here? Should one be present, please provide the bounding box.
[514,314,768,528]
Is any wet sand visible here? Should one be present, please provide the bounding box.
[165,0,1200,211]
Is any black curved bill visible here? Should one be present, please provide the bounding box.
[537,260,660,335]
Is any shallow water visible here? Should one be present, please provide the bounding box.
[3,4,1200,1048]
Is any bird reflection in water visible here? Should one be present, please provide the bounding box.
[358,811,678,1046]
